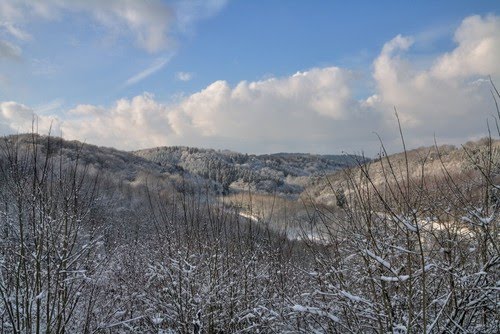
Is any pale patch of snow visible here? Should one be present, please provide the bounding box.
[291,305,340,323]
[364,250,392,270]
[151,316,164,325]
[239,211,259,222]
[340,290,365,303]
[380,275,410,282]
[401,217,417,232]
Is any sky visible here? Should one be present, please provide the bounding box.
[1,0,500,156]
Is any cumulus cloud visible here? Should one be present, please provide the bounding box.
[62,94,172,149]
[58,67,381,153]
[0,68,375,152]
[431,15,500,80]
[1,14,499,156]
[0,101,57,135]
[0,102,34,132]
[168,67,361,138]
[368,14,500,149]
[68,104,106,117]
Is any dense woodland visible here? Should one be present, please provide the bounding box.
[134,146,364,196]
[0,126,498,333]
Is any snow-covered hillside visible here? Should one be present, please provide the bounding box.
[134,146,367,196]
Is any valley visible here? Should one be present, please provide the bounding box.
[0,133,498,332]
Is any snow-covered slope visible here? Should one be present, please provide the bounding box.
[134,146,367,197]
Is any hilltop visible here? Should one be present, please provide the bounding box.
[302,138,500,207]
[134,146,366,197]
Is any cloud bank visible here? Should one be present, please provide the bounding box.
[1,15,500,155]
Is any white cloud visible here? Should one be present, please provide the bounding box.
[1,22,31,41]
[0,101,57,135]
[368,14,500,149]
[1,14,499,156]
[62,93,172,149]
[0,0,228,54]
[431,15,500,79]
[0,0,172,53]
[125,56,172,86]
[68,104,106,117]
[176,71,194,81]
[65,0,173,53]
[57,67,380,153]
[0,1,48,60]
[0,101,34,131]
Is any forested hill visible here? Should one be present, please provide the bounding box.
[0,134,212,201]
[302,138,500,206]
[134,146,367,196]
[2,133,164,177]
[1,134,366,198]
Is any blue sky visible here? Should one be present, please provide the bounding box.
[1,1,500,155]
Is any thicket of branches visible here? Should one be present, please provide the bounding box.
[297,133,499,332]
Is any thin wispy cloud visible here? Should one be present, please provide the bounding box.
[124,56,172,86]
[34,98,65,115]
[0,39,21,59]
[176,71,193,81]
[0,0,229,55]
[1,22,32,41]
[0,0,173,53]
[175,0,229,32]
